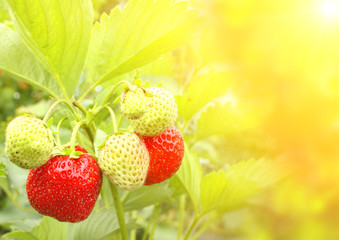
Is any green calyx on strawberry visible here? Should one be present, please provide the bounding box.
[52,145,89,159]
[5,114,54,169]
[141,126,184,185]
[98,133,149,191]
[26,145,102,223]
[121,86,148,119]
[124,86,177,137]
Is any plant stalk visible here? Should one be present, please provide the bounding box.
[149,204,161,240]
[67,222,71,240]
[105,106,118,132]
[70,121,86,151]
[141,204,161,240]
[100,178,111,209]
[43,99,75,124]
[109,182,129,240]
[72,101,96,150]
[0,186,36,214]
[183,214,202,240]
[101,80,132,106]
[130,211,137,240]
[78,79,131,103]
[72,101,88,116]
[55,117,68,145]
[177,195,186,240]
[117,114,123,129]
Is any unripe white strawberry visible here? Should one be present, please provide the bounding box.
[128,87,177,136]
[5,114,54,169]
[98,133,149,191]
[121,87,148,119]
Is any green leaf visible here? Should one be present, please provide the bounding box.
[0,162,6,177]
[3,217,68,240]
[16,100,52,119]
[200,171,231,214]
[72,208,136,240]
[176,70,233,122]
[227,158,284,188]
[200,159,283,214]
[172,146,202,214]
[98,16,202,84]
[122,182,174,211]
[139,52,176,77]
[196,99,257,141]
[94,129,108,151]
[8,219,43,233]
[46,118,53,128]
[0,155,29,195]
[83,0,202,93]
[3,208,137,240]
[92,86,121,108]
[0,25,62,99]
[0,1,9,22]
[5,0,94,99]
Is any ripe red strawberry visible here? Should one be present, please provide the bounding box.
[141,126,184,185]
[26,146,102,223]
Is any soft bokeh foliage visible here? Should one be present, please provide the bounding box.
[190,0,339,238]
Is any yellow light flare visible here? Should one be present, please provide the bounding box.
[319,0,339,20]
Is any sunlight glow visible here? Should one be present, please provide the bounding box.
[320,0,339,19]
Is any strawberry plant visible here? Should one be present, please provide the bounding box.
[0,0,283,239]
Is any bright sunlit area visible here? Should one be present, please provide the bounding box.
[319,0,339,19]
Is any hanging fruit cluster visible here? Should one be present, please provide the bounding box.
[4,82,184,222]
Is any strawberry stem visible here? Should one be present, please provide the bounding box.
[55,117,68,145]
[117,114,124,129]
[0,185,37,214]
[183,214,203,240]
[130,211,137,240]
[177,195,186,240]
[149,204,161,240]
[71,101,97,151]
[67,223,72,240]
[105,106,118,132]
[109,182,129,240]
[101,80,132,106]
[72,101,87,116]
[141,204,161,240]
[70,120,86,154]
[43,99,75,124]
[78,79,131,103]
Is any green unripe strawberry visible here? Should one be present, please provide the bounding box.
[129,87,177,136]
[98,133,149,191]
[5,114,54,169]
[121,87,148,119]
